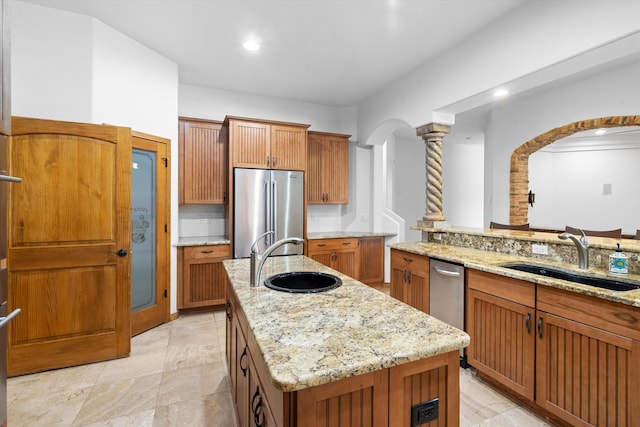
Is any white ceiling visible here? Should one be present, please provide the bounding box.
[21,0,525,106]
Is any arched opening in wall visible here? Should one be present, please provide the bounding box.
[509,115,640,225]
[363,119,424,243]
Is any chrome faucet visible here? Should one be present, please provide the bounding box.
[250,232,304,286]
[558,229,589,269]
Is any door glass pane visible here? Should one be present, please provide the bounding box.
[131,148,156,312]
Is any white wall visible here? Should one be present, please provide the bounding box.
[485,59,640,227]
[392,135,423,242]
[12,1,93,121]
[442,140,484,228]
[529,147,640,234]
[357,1,640,143]
[11,1,181,313]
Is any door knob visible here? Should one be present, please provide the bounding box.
[116,249,128,257]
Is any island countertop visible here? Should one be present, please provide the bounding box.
[223,255,469,392]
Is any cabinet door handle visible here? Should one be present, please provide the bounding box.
[252,386,264,427]
[272,156,276,167]
[525,313,531,334]
[225,300,233,321]
[266,156,270,167]
[239,347,248,377]
[537,316,543,339]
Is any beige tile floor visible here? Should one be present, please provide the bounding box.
[7,310,553,426]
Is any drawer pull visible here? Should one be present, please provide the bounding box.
[342,242,351,246]
[316,243,326,247]
[201,250,214,254]
[403,257,413,263]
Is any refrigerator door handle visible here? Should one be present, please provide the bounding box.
[0,308,21,329]
[264,179,271,243]
[272,180,277,241]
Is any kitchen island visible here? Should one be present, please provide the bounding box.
[223,255,469,427]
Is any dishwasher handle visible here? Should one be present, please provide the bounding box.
[432,266,461,277]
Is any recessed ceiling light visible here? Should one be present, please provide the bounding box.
[243,40,260,51]
[594,129,607,135]
[493,89,509,98]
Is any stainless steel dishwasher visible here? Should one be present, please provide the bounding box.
[429,258,467,366]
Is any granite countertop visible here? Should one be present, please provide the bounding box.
[223,255,469,392]
[390,242,640,308]
[175,236,230,246]
[307,231,396,239]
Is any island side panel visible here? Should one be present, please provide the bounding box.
[388,350,460,427]
[296,369,389,427]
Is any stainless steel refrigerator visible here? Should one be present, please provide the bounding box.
[234,168,304,258]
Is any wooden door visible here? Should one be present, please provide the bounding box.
[179,120,226,204]
[467,289,535,400]
[7,117,131,376]
[130,132,169,336]
[270,124,306,171]
[230,120,270,168]
[536,311,636,426]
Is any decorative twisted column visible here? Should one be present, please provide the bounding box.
[416,122,451,228]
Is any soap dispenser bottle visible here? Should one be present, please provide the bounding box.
[609,243,628,275]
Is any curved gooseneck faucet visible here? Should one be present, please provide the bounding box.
[558,229,589,269]
[249,232,304,286]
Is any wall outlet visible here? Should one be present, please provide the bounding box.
[532,244,548,255]
[433,233,442,241]
[411,398,438,426]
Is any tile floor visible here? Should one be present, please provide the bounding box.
[7,309,553,426]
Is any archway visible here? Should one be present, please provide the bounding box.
[509,116,640,224]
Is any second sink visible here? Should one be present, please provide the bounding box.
[503,263,640,292]
[263,271,342,293]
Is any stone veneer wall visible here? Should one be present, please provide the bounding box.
[425,230,640,275]
[510,116,640,224]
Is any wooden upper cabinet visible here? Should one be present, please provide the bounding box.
[227,117,308,170]
[179,118,227,204]
[307,131,350,204]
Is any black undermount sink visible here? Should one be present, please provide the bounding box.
[263,271,342,293]
[503,263,640,292]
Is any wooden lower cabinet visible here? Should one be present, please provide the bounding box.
[466,269,536,401]
[390,249,430,313]
[307,238,359,279]
[358,236,385,284]
[178,244,230,308]
[226,283,460,427]
[467,269,640,426]
[536,286,640,427]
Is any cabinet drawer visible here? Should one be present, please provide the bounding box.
[184,244,230,259]
[537,285,640,341]
[391,249,429,271]
[308,238,358,252]
[467,269,535,307]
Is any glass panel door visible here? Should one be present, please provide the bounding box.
[131,148,156,312]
